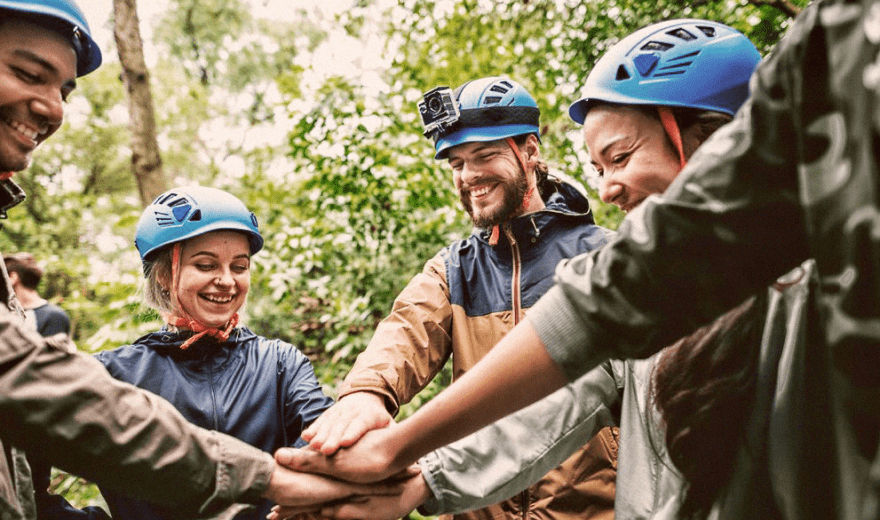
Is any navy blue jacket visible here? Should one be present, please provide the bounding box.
[37,326,333,520]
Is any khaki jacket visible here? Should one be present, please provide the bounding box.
[0,254,274,519]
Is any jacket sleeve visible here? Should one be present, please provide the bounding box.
[338,251,453,414]
[0,314,275,517]
[418,360,624,514]
[280,343,335,446]
[528,30,811,381]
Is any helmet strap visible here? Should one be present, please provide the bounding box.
[161,242,239,349]
[657,107,687,169]
[486,137,537,247]
[505,137,536,211]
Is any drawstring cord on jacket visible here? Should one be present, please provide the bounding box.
[488,137,536,246]
[161,242,239,349]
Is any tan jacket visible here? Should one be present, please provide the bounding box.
[341,180,617,520]
[0,257,274,519]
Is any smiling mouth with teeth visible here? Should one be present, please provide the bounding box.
[203,294,235,304]
[5,117,42,144]
[470,185,493,198]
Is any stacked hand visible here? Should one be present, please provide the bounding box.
[265,392,432,520]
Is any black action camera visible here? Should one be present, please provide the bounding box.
[419,86,460,136]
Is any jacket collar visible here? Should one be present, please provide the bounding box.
[137,325,257,356]
[475,172,596,245]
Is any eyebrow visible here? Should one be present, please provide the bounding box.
[448,142,504,162]
[597,135,627,160]
[12,49,77,91]
[190,251,250,260]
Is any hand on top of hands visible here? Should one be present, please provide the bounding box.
[302,392,393,455]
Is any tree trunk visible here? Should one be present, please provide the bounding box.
[113,0,168,208]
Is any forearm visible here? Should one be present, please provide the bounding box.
[340,259,453,412]
[420,362,620,514]
[390,320,568,469]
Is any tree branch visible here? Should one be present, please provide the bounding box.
[747,0,802,18]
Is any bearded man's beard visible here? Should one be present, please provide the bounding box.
[460,169,530,229]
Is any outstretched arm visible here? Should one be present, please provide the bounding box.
[277,320,567,483]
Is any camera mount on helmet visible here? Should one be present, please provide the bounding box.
[419,77,541,160]
[419,86,460,138]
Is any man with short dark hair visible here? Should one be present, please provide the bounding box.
[4,252,70,336]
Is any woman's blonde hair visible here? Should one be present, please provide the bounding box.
[142,246,174,314]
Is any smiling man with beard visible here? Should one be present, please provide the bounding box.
[298,76,618,520]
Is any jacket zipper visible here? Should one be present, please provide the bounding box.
[206,355,219,430]
[504,223,524,325]
[502,224,529,520]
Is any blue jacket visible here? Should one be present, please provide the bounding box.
[37,326,333,520]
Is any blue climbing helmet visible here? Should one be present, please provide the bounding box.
[135,186,263,263]
[568,19,761,124]
[418,76,541,159]
[0,0,103,76]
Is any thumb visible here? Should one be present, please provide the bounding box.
[275,447,307,469]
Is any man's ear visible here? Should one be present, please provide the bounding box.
[7,271,18,285]
[523,134,541,169]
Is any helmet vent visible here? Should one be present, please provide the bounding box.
[616,65,631,81]
[641,41,673,52]
[155,192,179,205]
[666,28,696,41]
[190,209,202,221]
[697,26,716,38]
[652,50,699,77]
[490,84,511,94]
[484,96,502,104]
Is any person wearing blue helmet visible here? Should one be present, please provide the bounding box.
[270,19,806,520]
[0,2,398,518]
[34,186,388,520]
[293,76,617,520]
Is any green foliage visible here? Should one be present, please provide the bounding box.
[244,76,468,388]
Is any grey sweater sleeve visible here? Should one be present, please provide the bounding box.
[418,361,623,515]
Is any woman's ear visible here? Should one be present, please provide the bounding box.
[156,269,171,293]
[681,124,705,161]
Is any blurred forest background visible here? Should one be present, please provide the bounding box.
[13,0,806,509]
